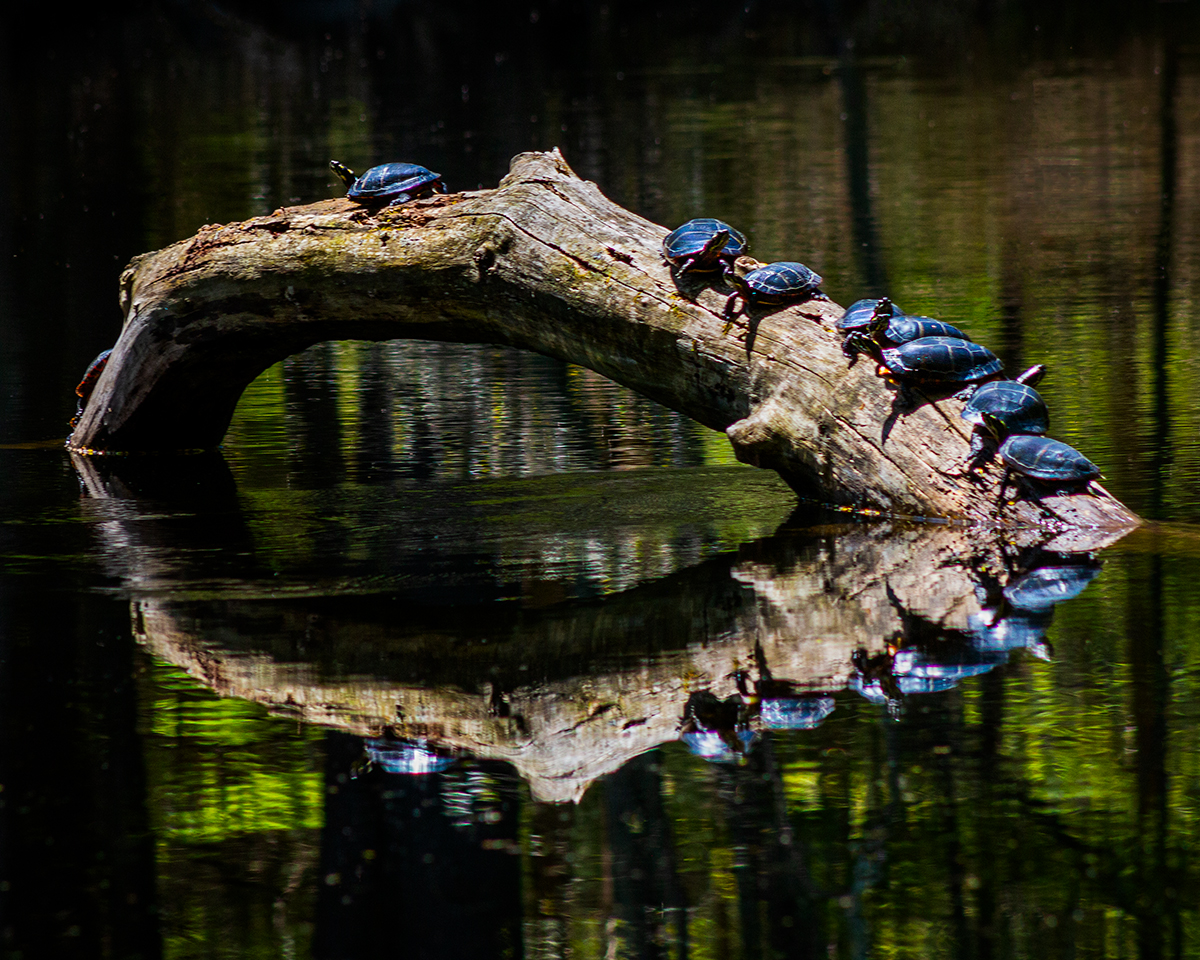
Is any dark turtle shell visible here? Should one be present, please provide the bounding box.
[364,737,456,775]
[742,261,822,300]
[840,299,972,367]
[879,336,1002,384]
[331,160,445,206]
[882,315,971,346]
[662,218,748,273]
[998,435,1101,483]
[724,261,823,319]
[837,297,904,332]
[961,380,1049,437]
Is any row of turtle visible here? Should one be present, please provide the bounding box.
[661,217,1102,496]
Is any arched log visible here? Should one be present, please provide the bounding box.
[69,149,1138,533]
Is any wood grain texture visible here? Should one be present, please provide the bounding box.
[69,149,1138,536]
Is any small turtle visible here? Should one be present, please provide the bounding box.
[662,218,748,274]
[960,365,1049,467]
[71,348,113,426]
[842,298,972,366]
[997,434,1102,501]
[723,260,825,322]
[330,159,446,206]
[866,335,1003,408]
[892,646,1007,695]
[679,691,757,763]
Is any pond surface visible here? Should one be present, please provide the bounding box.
[4,4,1200,958]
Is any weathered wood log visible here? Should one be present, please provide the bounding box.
[69,149,1138,533]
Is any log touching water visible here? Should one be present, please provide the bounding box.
[69,149,1138,534]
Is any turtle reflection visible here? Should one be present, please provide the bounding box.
[679,654,837,763]
[849,550,1104,715]
[362,736,458,776]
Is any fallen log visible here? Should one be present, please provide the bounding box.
[68,149,1138,533]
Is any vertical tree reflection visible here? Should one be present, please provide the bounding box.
[715,740,821,960]
[1130,25,1179,960]
[603,751,689,960]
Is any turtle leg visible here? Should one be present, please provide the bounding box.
[966,431,996,472]
[996,468,1014,508]
[842,333,865,368]
[721,293,744,334]
[386,192,415,207]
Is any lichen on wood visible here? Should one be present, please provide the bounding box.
[68,149,1138,537]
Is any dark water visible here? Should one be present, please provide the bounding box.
[5,4,1200,958]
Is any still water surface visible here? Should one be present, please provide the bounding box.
[4,5,1200,958]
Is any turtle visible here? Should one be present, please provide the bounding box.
[841,297,972,366]
[71,348,113,426]
[865,335,1003,408]
[997,434,1102,501]
[330,159,446,206]
[662,218,748,274]
[960,364,1049,467]
[722,260,825,322]
[892,646,1007,695]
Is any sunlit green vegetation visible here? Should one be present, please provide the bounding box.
[141,659,323,959]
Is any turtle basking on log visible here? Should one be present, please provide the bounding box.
[960,365,1049,469]
[330,160,446,206]
[662,218,748,275]
[722,260,826,324]
[839,297,973,367]
[67,149,1138,541]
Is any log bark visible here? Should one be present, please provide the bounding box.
[69,149,1138,533]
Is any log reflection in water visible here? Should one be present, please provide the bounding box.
[72,453,1106,802]
[128,521,1094,803]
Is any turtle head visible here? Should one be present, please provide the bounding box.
[329,160,358,189]
[980,411,1008,441]
[865,302,893,340]
[1015,363,1047,387]
[723,262,749,296]
[702,228,730,260]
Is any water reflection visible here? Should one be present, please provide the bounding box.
[74,453,1102,806]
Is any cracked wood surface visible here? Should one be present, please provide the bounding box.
[69,149,1138,535]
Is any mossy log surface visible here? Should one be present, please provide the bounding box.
[69,149,1138,534]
